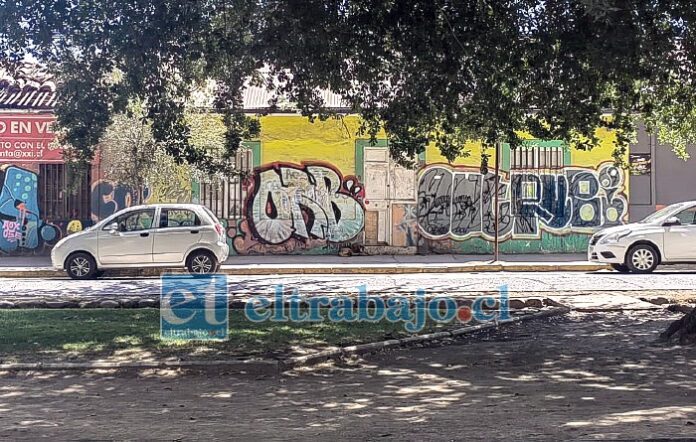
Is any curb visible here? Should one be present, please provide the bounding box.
[283,306,570,368]
[0,358,281,375]
[0,296,557,310]
[0,263,609,278]
[0,307,570,373]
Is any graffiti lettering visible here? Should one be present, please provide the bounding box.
[418,163,627,240]
[248,163,365,245]
[2,220,21,242]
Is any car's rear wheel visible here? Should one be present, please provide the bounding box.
[625,244,659,273]
[186,250,218,275]
[65,252,98,280]
[610,263,630,273]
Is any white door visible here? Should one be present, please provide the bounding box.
[363,148,390,244]
[152,208,204,263]
[362,147,418,246]
[98,208,156,264]
[663,206,696,261]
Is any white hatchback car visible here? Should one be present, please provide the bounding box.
[589,201,696,273]
[51,204,229,279]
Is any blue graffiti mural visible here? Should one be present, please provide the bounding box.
[90,179,150,221]
[0,165,60,253]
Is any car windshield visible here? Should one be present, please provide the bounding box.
[639,203,691,224]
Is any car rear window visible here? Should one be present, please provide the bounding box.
[201,205,221,224]
[159,209,201,228]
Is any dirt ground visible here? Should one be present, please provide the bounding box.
[2,310,696,441]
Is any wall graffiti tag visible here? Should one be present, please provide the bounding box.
[0,165,60,253]
[417,163,627,241]
[247,163,365,245]
[90,180,151,221]
[2,220,22,241]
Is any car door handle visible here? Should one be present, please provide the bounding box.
[190,230,199,234]
[140,232,150,237]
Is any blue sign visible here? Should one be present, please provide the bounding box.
[160,274,228,341]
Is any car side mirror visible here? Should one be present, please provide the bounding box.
[663,216,681,227]
[108,222,120,233]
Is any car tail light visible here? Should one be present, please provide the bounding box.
[214,223,224,237]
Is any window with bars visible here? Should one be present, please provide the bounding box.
[199,149,253,219]
[38,164,91,220]
[510,144,565,170]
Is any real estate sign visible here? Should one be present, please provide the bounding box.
[0,114,63,162]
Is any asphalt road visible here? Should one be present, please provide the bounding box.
[2,270,696,301]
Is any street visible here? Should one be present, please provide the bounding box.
[2,270,696,301]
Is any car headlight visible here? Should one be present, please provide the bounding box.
[599,231,630,244]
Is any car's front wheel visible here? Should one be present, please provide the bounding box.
[65,252,98,280]
[625,244,659,273]
[186,250,218,275]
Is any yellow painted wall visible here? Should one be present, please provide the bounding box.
[187,113,385,174]
[190,113,622,172]
[424,128,622,169]
[424,140,493,167]
[258,115,385,174]
[569,127,620,167]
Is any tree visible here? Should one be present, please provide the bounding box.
[649,82,696,344]
[98,104,228,204]
[1,0,694,172]
[646,100,696,161]
[98,102,158,205]
[660,306,696,345]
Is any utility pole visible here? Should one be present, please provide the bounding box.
[493,141,500,262]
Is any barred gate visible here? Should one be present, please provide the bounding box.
[198,149,253,220]
[38,163,91,221]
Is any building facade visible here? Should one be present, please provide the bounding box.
[0,69,647,257]
[626,124,696,223]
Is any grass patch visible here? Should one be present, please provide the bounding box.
[0,309,467,363]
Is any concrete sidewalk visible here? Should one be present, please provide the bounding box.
[218,253,606,274]
[0,253,607,277]
[0,253,590,267]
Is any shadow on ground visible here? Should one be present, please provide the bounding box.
[1,311,695,440]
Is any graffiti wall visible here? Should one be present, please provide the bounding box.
[392,204,418,248]
[232,163,365,254]
[417,163,627,252]
[222,115,372,255]
[0,165,61,254]
[90,180,151,222]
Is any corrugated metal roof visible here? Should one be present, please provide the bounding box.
[1,65,349,112]
[189,79,349,112]
[242,85,349,111]
[0,64,57,110]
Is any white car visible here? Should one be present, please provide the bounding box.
[589,201,696,273]
[51,203,229,279]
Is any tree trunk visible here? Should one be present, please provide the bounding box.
[659,306,696,344]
